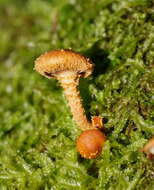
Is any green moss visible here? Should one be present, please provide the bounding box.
[0,0,154,189]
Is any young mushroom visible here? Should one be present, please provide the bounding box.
[34,49,94,130]
[77,116,106,159]
[76,129,106,159]
[142,137,154,160]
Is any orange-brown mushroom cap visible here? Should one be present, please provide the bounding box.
[76,129,106,159]
[142,137,154,160]
[34,49,94,78]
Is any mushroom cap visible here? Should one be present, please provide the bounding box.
[34,49,94,78]
[142,137,154,153]
[76,129,106,159]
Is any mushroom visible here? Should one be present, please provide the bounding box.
[76,129,106,159]
[142,137,154,160]
[34,49,107,159]
[34,49,94,130]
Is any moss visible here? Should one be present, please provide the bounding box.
[0,0,154,189]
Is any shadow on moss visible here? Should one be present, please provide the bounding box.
[85,40,112,78]
[79,41,112,119]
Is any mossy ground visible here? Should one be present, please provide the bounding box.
[0,0,154,189]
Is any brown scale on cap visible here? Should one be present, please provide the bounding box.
[34,49,94,130]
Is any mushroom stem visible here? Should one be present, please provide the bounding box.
[57,71,93,130]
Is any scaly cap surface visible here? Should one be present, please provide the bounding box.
[34,49,94,78]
